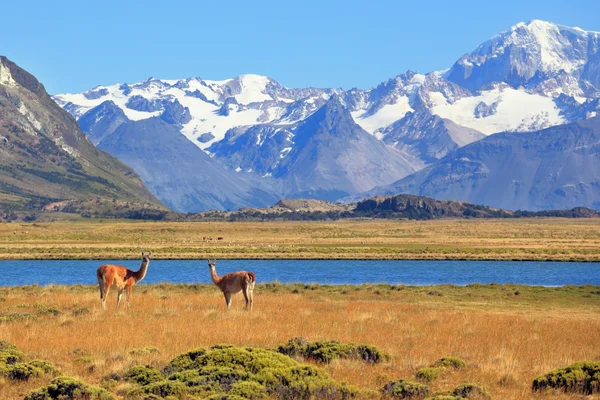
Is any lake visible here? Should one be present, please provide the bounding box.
[0,259,598,287]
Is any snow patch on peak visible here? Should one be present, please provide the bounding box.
[351,97,413,137]
[230,74,273,105]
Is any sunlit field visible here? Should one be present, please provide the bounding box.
[0,284,598,399]
[1,218,600,261]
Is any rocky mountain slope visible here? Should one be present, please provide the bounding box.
[0,56,161,211]
[97,117,278,212]
[52,20,600,212]
[353,116,600,211]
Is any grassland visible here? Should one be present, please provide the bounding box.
[0,283,598,399]
[1,218,600,261]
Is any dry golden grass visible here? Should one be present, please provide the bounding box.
[1,218,600,261]
[0,284,598,399]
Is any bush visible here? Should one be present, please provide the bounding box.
[451,383,490,399]
[7,362,45,380]
[433,357,466,369]
[157,345,356,399]
[532,361,600,394]
[278,337,389,364]
[127,380,187,399]
[25,376,114,400]
[416,367,441,383]
[164,347,206,373]
[0,342,60,381]
[382,379,430,398]
[0,341,25,366]
[126,365,163,386]
[228,381,268,399]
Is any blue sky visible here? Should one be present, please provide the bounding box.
[4,0,599,94]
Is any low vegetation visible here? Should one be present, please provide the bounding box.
[532,361,600,395]
[381,379,430,398]
[0,283,596,399]
[0,341,60,382]
[126,345,357,399]
[277,337,389,364]
[2,218,600,261]
[25,376,114,400]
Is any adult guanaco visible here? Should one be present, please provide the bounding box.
[207,259,255,311]
[96,252,151,310]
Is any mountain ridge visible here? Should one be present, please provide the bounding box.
[0,56,162,211]
[51,19,600,212]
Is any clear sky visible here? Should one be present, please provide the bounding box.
[4,0,599,94]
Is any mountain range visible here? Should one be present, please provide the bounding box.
[47,20,600,212]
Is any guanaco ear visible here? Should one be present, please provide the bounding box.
[142,251,145,257]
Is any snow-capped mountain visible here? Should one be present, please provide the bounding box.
[446,19,600,96]
[53,20,600,212]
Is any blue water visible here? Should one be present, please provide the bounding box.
[0,260,598,287]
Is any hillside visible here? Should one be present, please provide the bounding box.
[0,56,162,211]
[354,116,600,211]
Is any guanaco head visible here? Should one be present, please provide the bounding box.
[142,251,152,262]
[207,259,216,269]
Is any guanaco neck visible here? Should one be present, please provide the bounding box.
[209,265,221,285]
[134,258,150,282]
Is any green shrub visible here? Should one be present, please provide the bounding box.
[0,341,25,365]
[158,345,357,399]
[0,342,60,381]
[433,357,466,369]
[127,380,187,399]
[278,337,389,364]
[164,347,206,373]
[228,381,268,399]
[532,361,600,394]
[126,365,164,386]
[382,379,430,399]
[29,360,61,376]
[24,376,114,400]
[451,383,490,399]
[416,367,441,383]
[7,362,45,380]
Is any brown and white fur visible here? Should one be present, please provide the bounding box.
[96,252,151,310]
[207,259,255,311]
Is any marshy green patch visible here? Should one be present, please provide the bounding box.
[277,337,389,364]
[532,361,600,395]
